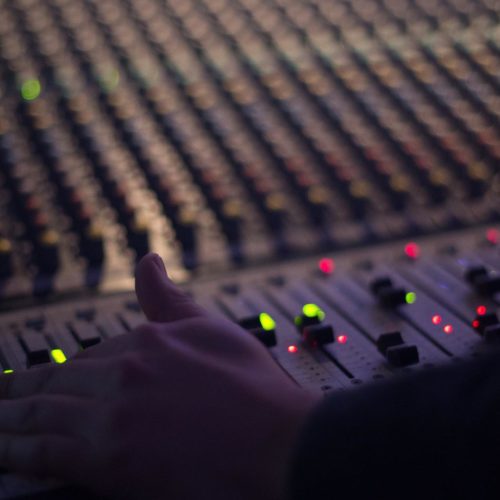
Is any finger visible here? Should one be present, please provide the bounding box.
[0,433,86,482]
[0,361,109,400]
[0,395,89,437]
[135,253,207,323]
[73,327,150,360]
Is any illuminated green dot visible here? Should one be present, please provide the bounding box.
[100,69,120,93]
[21,79,42,101]
[405,292,417,305]
[51,349,67,364]
[259,313,276,332]
[3,369,13,374]
[294,316,303,327]
[302,303,325,320]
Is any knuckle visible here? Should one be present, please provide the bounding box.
[133,324,167,350]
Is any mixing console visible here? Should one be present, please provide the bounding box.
[0,0,499,301]
[0,0,499,497]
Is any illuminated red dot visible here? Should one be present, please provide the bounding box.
[288,345,298,354]
[404,242,421,260]
[486,228,499,245]
[443,324,453,334]
[476,305,487,316]
[432,315,442,325]
[318,258,335,275]
[472,320,480,329]
[337,335,348,344]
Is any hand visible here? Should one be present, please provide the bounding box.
[0,254,318,500]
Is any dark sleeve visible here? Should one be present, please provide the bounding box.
[288,354,500,500]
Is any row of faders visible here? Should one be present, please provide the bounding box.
[0,227,497,386]
[0,0,499,300]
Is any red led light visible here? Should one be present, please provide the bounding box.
[337,335,348,344]
[404,242,421,260]
[476,305,487,316]
[472,320,480,329]
[443,324,453,335]
[432,315,442,325]
[288,345,298,354]
[318,258,335,275]
[486,228,499,245]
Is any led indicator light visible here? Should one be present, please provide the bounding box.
[318,258,335,275]
[100,69,120,93]
[21,79,42,101]
[472,320,480,329]
[476,305,487,316]
[3,369,13,374]
[404,242,421,260]
[51,349,67,364]
[288,345,298,354]
[432,315,442,325]
[405,292,417,304]
[259,313,276,332]
[443,324,453,335]
[486,228,499,245]
[337,335,348,344]
[302,304,325,321]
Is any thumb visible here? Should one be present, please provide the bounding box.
[135,253,207,323]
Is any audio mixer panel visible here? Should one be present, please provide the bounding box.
[0,227,498,393]
[0,0,499,303]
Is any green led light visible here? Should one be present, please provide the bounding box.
[302,303,325,321]
[51,349,67,364]
[21,79,42,101]
[100,69,120,93]
[405,292,417,305]
[294,316,303,327]
[259,313,276,332]
[3,369,13,374]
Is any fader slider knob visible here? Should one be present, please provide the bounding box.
[295,304,325,332]
[370,277,393,295]
[377,332,404,355]
[303,324,334,347]
[473,313,499,336]
[475,276,500,296]
[238,314,277,348]
[19,333,51,367]
[0,238,13,279]
[35,230,60,275]
[484,324,500,341]
[249,328,277,348]
[378,287,408,308]
[386,345,419,367]
[465,266,488,285]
